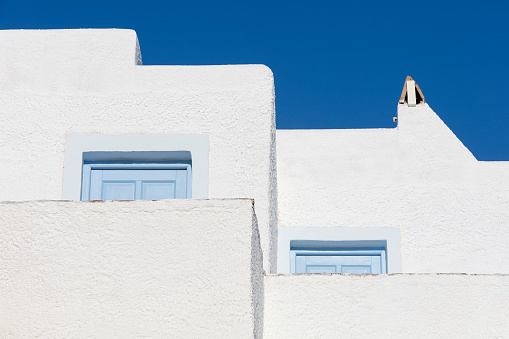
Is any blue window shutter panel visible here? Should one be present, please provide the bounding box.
[101,181,137,200]
[82,164,190,201]
[341,265,372,274]
[141,181,176,200]
[292,249,387,274]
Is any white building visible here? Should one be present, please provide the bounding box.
[0,29,507,338]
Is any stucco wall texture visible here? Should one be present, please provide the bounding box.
[264,274,509,339]
[0,29,277,273]
[277,103,509,274]
[0,199,264,338]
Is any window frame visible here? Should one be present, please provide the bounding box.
[277,227,401,274]
[62,134,209,200]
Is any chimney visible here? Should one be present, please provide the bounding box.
[399,76,425,107]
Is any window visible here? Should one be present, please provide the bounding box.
[81,163,191,201]
[278,227,401,274]
[62,134,209,201]
[291,247,387,274]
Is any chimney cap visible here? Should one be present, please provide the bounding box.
[399,76,425,106]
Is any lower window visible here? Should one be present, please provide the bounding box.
[291,248,387,274]
[81,163,191,201]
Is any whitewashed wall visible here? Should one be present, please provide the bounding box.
[264,274,509,339]
[0,199,264,338]
[277,103,509,273]
[0,29,277,273]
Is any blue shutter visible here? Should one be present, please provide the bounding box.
[82,164,191,200]
[292,249,386,274]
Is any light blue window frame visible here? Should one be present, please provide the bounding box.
[277,227,401,274]
[291,247,387,274]
[63,134,209,201]
[81,163,192,201]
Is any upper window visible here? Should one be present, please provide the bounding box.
[81,163,191,201]
[291,247,387,274]
[63,135,209,201]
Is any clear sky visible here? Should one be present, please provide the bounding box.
[1,1,508,160]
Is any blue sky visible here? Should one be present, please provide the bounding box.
[1,1,508,160]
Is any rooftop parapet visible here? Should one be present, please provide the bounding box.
[0,29,141,92]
